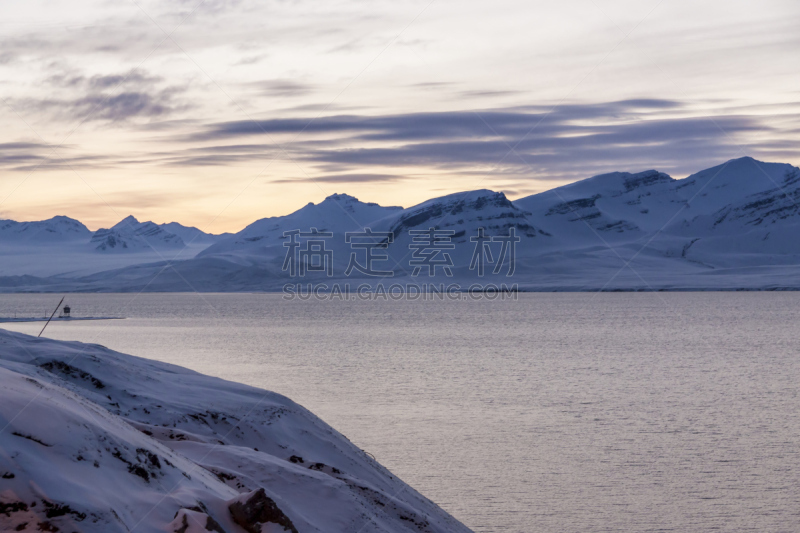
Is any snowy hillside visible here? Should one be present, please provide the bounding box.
[0,328,472,533]
[0,216,91,244]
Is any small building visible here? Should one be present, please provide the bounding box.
[62,305,71,318]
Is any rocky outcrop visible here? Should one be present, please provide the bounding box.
[229,489,298,533]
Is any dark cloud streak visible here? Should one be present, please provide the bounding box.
[12,69,188,123]
[173,99,795,181]
[189,99,688,142]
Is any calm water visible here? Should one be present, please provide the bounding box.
[1,293,799,532]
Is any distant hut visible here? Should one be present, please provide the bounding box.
[62,305,71,318]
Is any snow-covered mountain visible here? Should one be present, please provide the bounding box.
[665,161,800,265]
[0,328,471,533]
[515,156,799,243]
[514,169,674,246]
[174,189,545,284]
[3,157,800,290]
[0,215,227,277]
[90,215,186,252]
[0,214,225,254]
[0,215,91,244]
[199,193,402,259]
[364,189,550,278]
[56,190,545,290]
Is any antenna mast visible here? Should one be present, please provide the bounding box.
[38,296,65,338]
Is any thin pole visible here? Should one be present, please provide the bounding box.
[38,296,65,338]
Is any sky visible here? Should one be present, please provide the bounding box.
[1,0,799,233]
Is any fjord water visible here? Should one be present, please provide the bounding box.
[2,293,799,532]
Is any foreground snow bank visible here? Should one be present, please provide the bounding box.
[0,329,471,533]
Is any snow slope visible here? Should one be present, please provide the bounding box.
[0,328,472,533]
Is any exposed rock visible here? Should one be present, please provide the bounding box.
[229,489,298,533]
[171,509,227,533]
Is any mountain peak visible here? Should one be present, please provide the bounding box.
[698,156,778,173]
[48,215,84,224]
[111,215,140,230]
[316,192,401,211]
[725,155,766,165]
[685,157,798,190]
[323,193,360,203]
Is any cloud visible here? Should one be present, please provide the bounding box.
[0,141,116,172]
[164,0,247,17]
[235,54,268,66]
[0,142,52,151]
[249,79,315,97]
[0,155,112,172]
[14,90,184,123]
[0,51,16,65]
[67,91,178,121]
[296,115,763,178]
[13,70,187,123]
[172,99,799,182]
[45,71,163,90]
[460,90,522,99]
[410,82,456,89]
[4,96,798,188]
[272,173,404,184]
[0,23,166,62]
[87,72,163,90]
[0,142,50,168]
[189,99,687,142]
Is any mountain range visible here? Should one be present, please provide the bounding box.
[0,214,228,253]
[2,156,800,291]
